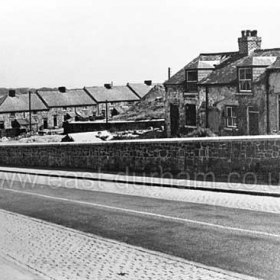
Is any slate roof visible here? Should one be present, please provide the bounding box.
[164,52,238,85]
[37,89,96,107]
[15,118,37,126]
[0,93,48,113]
[127,83,152,98]
[201,49,280,85]
[84,86,140,103]
[268,57,280,69]
[165,48,280,86]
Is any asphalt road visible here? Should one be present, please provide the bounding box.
[0,179,279,279]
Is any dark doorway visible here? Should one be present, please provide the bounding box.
[43,118,48,129]
[279,99,280,131]
[170,104,179,136]
[248,109,259,135]
[53,115,57,127]
[185,104,196,126]
[209,109,220,133]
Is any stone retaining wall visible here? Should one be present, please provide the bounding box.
[0,135,280,183]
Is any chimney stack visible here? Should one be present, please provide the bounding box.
[9,89,16,97]
[104,82,113,89]
[58,86,66,93]
[238,29,261,55]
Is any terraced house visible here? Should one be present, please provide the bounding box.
[0,81,153,136]
[165,30,280,137]
[84,81,152,118]
[0,90,48,136]
[36,87,97,129]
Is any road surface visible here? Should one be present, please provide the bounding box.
[0,174,279,279]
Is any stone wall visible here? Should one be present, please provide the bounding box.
[1,135,280,184]
[63,119,165,134]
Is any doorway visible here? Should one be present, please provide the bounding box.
[248,107,259,135]
[170,104,179,136]
[185,104,196,126]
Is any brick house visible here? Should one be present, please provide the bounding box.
[0,90,48,135]
[36,87,97,129]
[164,30,280,137]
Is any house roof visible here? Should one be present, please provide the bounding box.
[127,83,152,98]
[268,57,280,69]
[37,89,96,108]
[15,118,37,126]
[0,93,48,113]
[165,48,280,86]
[84,86,140,103]
[201,49,280,85]
[238,56,277,67]
[164,52,238,85]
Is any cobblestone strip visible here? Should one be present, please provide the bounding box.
[0,209,258,280]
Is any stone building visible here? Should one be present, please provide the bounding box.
[0,90,48,135]
[164,30,280,137]
[36,87,97,129]
[84,83,146,118]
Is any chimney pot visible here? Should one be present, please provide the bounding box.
[104,83,112,89]
[9,89,16,97]
[251,30,258,36]
[144,80,152,86]
[58,86,66,93]
[238,29,262,55]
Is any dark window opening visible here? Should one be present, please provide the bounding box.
[185,104,196,126]
[53,115,57,127]
[187,71,198,82]
[185,70,198,92]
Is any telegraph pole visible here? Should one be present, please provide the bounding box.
[29,91,32,132]
[105,100,108,124]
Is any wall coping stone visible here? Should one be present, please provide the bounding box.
[0,134,280,147]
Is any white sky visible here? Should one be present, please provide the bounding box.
[0,0,279,88]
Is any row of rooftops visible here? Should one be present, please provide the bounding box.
[165,30,280,86]
[0,81,154,113]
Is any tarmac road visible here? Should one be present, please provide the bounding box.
[0,177,279,279]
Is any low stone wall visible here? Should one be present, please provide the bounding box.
[63,119,165,134]
[0,135,280,184]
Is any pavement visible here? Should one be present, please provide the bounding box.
[1,167,280,214]
[0,166,279,196]
[0,209,257,280]
[0,256,43,280]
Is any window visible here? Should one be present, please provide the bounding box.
[32,110,37,115]
[239,68,252,92]
[62,107,67,111]
[226,106,237,128]
[185,70,198,92]
[10,112,15,118]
